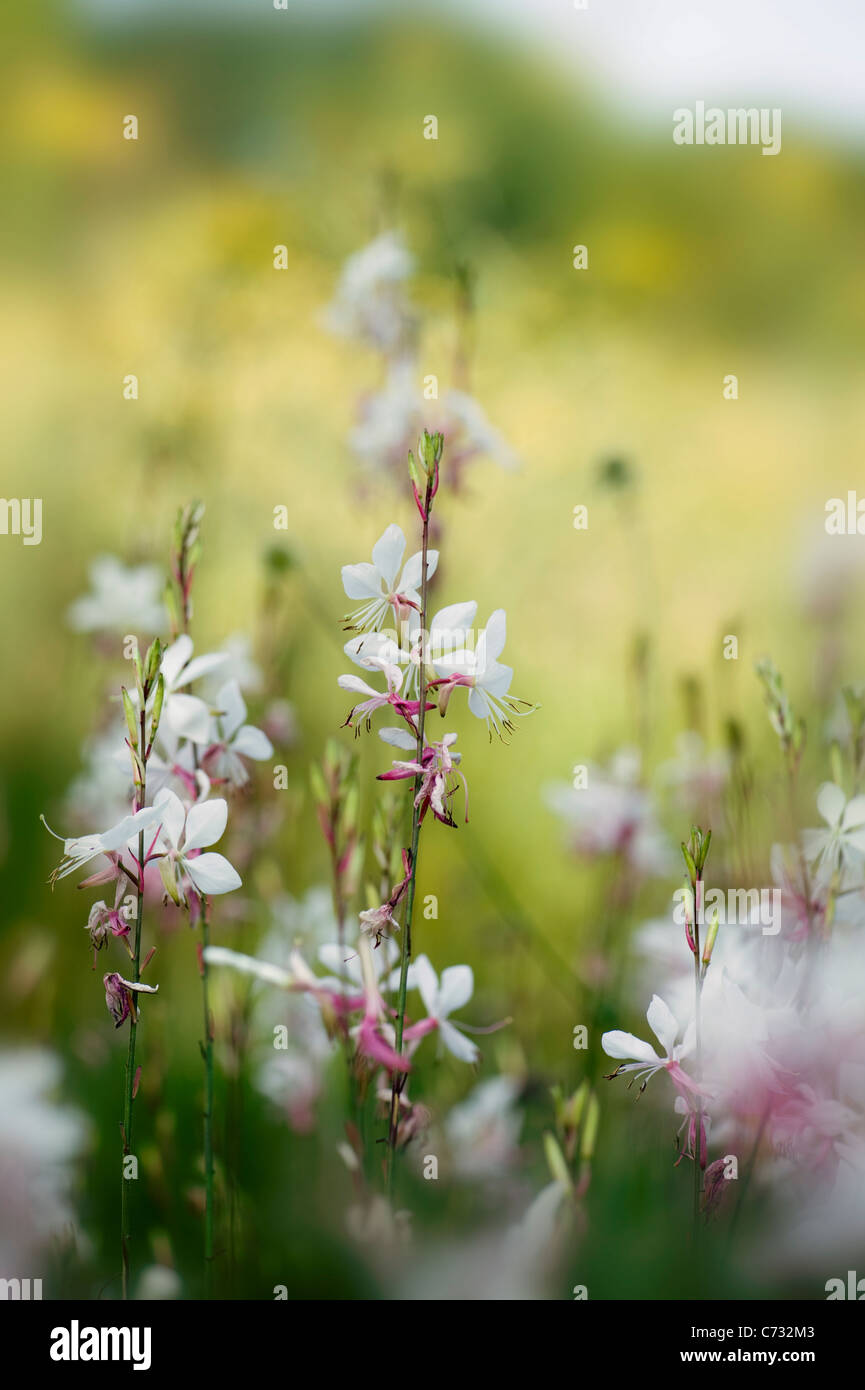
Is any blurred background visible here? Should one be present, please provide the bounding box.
[2,0,865,1300]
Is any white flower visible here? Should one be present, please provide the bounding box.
[156,634,230,745]
[0,1049,88,1268]
[206,679,273,786]
[545,747,674,877]
[802,782,865,886]
[445,1076,523,1177]
[324,231,414,352]
[153,788,241,898]
[444,389,520,472]
[45,803,163,882]
[602,994,696,1090]
[433,609,533,737]
[67,556,165,634]
[342,523,438,633]
[404,954,480,1063]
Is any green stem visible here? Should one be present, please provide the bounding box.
[121,710,147,1299]
[201,897,215,1295]
[385,489,432,1193]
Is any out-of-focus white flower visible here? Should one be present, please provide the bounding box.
[324,231,414,352]
[445,1076,523,1178]
[0,1049,88,1269]
[155,635,230,745]
[67,556,166,634]
[217,633,264,694]
[546,747,674,877]
[656,732,729,813]
[403,955,481,1063]
[134,1265,182,1300]
[203,679,273,787]
[802,782,865,887]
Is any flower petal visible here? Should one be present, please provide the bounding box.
[341,562,385,601]
[436,964,474,1018]
[185,852,241,895]
[371,524,406,588]
[439,1020,480,1064]
[816,781,845,827]
[165,692,214,744]
[647,994,678,1058]
[601,1030,661,1065]
[184,798,228,851]
[152,788,186,850]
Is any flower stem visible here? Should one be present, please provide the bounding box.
[120,708,147,1299]
[385,488,432,1192]
[201,896,215,1295]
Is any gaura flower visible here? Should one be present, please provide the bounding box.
[602,995,702,1102]
[323,230,414,353]
[358,851,411,943]
[342,523,438,633]
[202,678,273,787]
[403,955,482,1063]
[432,609,535,739]
[355,935,410,1074]
[67,556,166,635]
[802,782,865,887]
[43,803,163,884]
[337,657,430,734]
[154,634,230,745]
[377,727,467,827]
[152,788,241,902]
[103,972,158,1029]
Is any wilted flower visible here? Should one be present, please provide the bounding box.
[103,972,158,1028]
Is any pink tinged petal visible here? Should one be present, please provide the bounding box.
[403,1016,438,1041]
[358,1017,410,1072]
[439,1020,481,1064]
[647,994,679,1058]
[601,1030,662,1065]
[232,725,273,759]
[816,781,846,827]
[184,798,228,851]
[371,523,406,587]
[436,964,474,1017]
[152,788,186,850]
[411,954,440,1017]
[184,852,241,895]
[165,692,214,743]
[342,561,385,600]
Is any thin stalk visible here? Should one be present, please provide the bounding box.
[693,948,704,1234]
[201,896,215,1295]
[120,708,147,1299]
[385,487,432,1192]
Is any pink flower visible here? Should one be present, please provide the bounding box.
[377,728,467,827]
